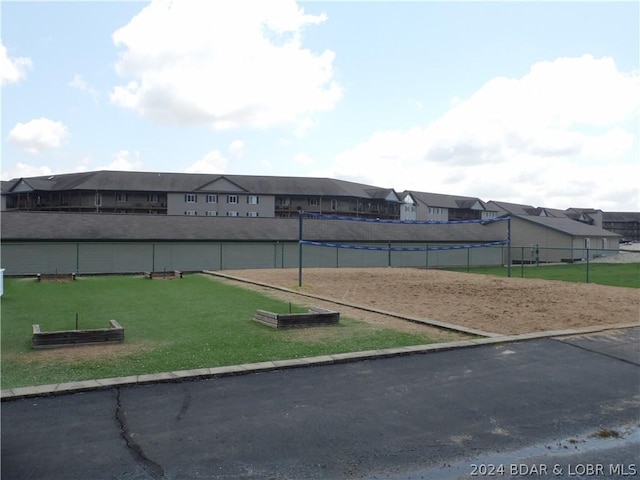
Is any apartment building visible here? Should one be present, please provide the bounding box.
[1,170,402,219]
[3,170,634,244]
[400,191,500,222]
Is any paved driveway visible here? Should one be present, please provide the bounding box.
[2,328,639,479]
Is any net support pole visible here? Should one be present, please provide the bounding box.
[298,211,304,286]
[507,216,512,278]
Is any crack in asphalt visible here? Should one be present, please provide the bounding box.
[176,393,192,421]
[553,338,640,368]
[115,388,165,479]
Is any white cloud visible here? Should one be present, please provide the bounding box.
[69,74,88,90]
[184,139,251,173]
[100,150,143,171]
[1,163,53,181]
[185,150,228,174]
[228,140,244,158]
[293,152,314,166]
[69,74,100,101]
[328,55,640,209]
[7,118,69,154]
[110,0,341,130]
[1,43,32,86]
[1,156,101,181]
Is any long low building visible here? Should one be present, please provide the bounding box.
[490,214,621,264]
[1,211,507,275]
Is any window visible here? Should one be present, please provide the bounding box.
[584,238,591,249]
[206,211,217,217]
[226,211,238,217]
[602,238,608,250]
[331,199,338,211]
[116,193,129,203]
[94,193,103,206]
[185,194,197,203]
[246,212,259,217]
[206,194,217,203]
[227,195,238,204]
[429,207,444,215]
[185,210,197,216]
[404,205,415,213]
[247,195,259,205]
[308,198,319,207]
[148,194,159,203]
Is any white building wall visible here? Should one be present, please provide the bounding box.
[400,203,416,221]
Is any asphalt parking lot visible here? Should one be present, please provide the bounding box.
[2,327,639,479]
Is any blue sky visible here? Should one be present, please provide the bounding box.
[2,1,639,211]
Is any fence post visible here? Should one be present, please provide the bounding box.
[298,211,303,286]
[521,246,525,278]
[274,242,278,269]
[586,247,590,283]
[507,217,512,277]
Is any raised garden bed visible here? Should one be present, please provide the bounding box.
[254,307,340,329]
[37,273,76,282]
[32,320,124,349]
[144,270,183,279]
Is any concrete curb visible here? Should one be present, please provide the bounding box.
[2,322,636,402]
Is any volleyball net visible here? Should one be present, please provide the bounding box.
[297,212,511,285]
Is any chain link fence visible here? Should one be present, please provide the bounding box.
[506,244,640,284]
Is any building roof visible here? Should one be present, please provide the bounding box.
[3,170,401,201]
[513,215,620,237]
[538,208,570,218]
[487,200,538,216]
[1,211,504,243]
[567,207,603,215]
[403,190,494,211]
[603,212,640,223]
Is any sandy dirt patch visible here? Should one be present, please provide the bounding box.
[219,268,640,336]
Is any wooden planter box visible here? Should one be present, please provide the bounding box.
[37,273,76,282]
[32,320,124,349]
[254,307,340,329]
[144,270,183,279]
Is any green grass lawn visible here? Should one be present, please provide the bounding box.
[446,262,640,288]
[1,274,448,389]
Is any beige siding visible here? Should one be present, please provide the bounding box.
[507,217,571,262]
[2,241,505,275]
[493,217,619,263]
